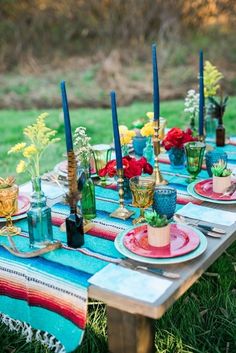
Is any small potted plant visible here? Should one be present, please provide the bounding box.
[211,159,232,193]
[145,210,170,247]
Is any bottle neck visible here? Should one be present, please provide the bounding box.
[31,176,46,206]
[218,115,223,125]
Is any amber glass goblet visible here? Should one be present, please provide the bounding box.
[130,176,155,224]
[0,184,21,236]
[184,142,206,183]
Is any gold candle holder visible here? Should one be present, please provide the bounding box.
[198,135,205,143]
[153,120,168,186]
[110,168,134,220]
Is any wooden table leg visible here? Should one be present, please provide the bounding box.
[107,306,155,353]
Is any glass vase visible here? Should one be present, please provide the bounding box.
[168,147,185,169]
[81,169,96,220]
[123,177,132,201]
[121,144,130,157]
[132,136,147,156]
[27,177,53,248]
[143,136,154,165]
[205,99,218,140]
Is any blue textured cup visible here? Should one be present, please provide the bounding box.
[205,150,228,177]
[153,187,177,219]
[132,136,147,156]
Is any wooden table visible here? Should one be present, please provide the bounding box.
[89,201,236,353]
[1,177,235,353]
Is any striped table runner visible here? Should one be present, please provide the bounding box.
[0,142,236,352]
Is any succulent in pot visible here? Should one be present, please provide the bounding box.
[211,159,232,194]
[145,210,170,247]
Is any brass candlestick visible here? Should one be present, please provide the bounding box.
[110,168,134,220]
[198,135,205,142]
[153,120,168,186]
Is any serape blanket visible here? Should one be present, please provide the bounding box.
[0,143,236,352]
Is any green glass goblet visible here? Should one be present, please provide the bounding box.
[184,142,206,183]
[92,144,113,186]
[129,176,155,224]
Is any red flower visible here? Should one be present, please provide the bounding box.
[162,127,197,151]
[98,156,153,179]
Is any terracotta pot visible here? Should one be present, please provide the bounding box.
[212,175,231,194]
[0,184,18,217]
[147,223,170,247]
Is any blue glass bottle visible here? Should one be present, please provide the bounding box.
[143,136,154,165]
[27,177,53,248]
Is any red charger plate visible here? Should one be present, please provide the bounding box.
[194,179,236,201]
[123,223,200,258]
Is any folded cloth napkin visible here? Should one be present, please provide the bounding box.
[176,202,236,226]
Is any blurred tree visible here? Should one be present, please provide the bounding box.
[0,0,235,70]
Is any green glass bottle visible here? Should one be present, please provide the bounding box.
[81,169,96,220]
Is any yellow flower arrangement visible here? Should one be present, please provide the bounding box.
[204,61,223,98]
[140,122,154,137]
[8,112,60,177]
[119,125,135,145]
[146,112,154,120]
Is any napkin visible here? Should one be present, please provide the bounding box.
[176,202,236,226]
[88,263,172,303]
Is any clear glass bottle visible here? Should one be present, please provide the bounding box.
[81,169,96,220]
[27,177,53,248]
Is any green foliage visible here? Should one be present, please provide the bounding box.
[145,210,169,228]
[211,159,232,177]
[204,61,224,98]
[208,96,229,119]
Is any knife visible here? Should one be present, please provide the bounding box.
[196,223,226,234]
[196,226,222,238]
[120,260,180,279]
[135,265,180,279]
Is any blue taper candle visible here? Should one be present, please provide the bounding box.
[110,91,123,169]
[60,81,73,152]
[198,50,204,136]
[152,44,160,122]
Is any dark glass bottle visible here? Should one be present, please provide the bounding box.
[66,205,84,248]
[216,116,225,147]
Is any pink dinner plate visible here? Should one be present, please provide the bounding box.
[194,179,236,201]
[56,160,97,175]
[57,160,68,174]
[123,223,200,258]
[0,194,30,218]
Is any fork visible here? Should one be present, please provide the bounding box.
[174,215,223,238]
[120,260,180,279]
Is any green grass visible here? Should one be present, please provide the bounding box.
[2,97,236,185]
[0,100,236,353]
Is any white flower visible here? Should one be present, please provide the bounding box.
[184,89,199,117]
[74,126,93,167]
